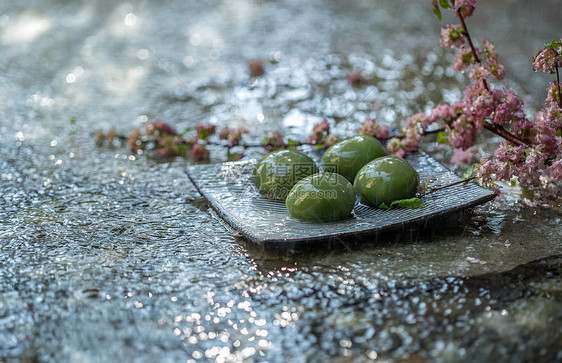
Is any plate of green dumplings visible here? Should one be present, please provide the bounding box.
[186,137,496,246]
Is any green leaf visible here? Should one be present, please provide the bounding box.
[462,164,476,179]
[177,144,190,156]
[432,0,442,20]
[69,117,76,125]
[544,40,562,50]
[315,143,325,149]
[227,151,244,161]
[378,202,390,210]
[287,138,299,148]
[556,129,561,137]
[439,0,450,8]
[389,198,424,209]
[436,131,449,144]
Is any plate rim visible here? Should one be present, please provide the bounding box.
[186,152,497,246]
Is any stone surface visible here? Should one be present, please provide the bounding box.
[0,0,561,361]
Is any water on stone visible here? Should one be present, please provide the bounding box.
[1,0,561,361]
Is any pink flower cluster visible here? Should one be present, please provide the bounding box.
[219,127,248,147]
[451,147,477,165]
[262,130,285,149]
[359,117,390,139]
[453,47,476,72]
[347,71,367,86]
[142,120,185,157]
[533,109,560,156]
[145,120,178,136]
[428,103,462,127]
[454,0,476,18]
[546,81,561,107]
[440,24,465,48]
[323,134,341,147]
[191,143,209,161]
[492,89,525,127]
[306,119,331,144]
[480,40,505,81]
[387,113,425,157]
[396,1,562,199]
[533,47,562,74]
[459,41,504,82]
[448,116,477,150]
[195,123,216,140]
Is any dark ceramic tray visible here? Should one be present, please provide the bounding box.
[186,151,496,246]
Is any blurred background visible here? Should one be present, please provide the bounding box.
[1,0,560,140]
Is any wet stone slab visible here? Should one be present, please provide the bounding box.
[1,0,561,361]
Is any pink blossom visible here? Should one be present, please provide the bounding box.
[359,117,390,138]
[324,134,341,147]
[494,142,523,163]
[127,128,141,152]
[219,127,230,139]
[517,148,546,187]
[219,127,248,147]
[428,104,458,124]
[440,24,465,48]
[482,40,505,81]
[454,47,476,72]
[347,71,367,86]
[359,117,375,136]
[405,113,426,136]
[195,123,216,140]
[376,124,390,139]
[146,120,178,136]
[448,116,477,150]
[545,81,562,107]
[386,138,406,158]
[548,158,562,179]
[533,109,559,156]
[492,89,525,127]
[533,48,561,73]
[454,0,476,18]
[545,106,562,131]
[154,135,179,157]
[510,118,535,141]
[191,143,209,161]
[494,161,516,180]
[315,119,330,133]
[463,87,498,129]
[397,113,426,153]
[306,119,330,144]
[469,63,493,82]
[262,130,284,149]
[474,158,496,187]
[451,146,477,165]
[462,83,495,126]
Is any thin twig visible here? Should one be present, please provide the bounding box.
[422,177,476,196]
[483,122,529,148]
[455,8,490,93]
[554,64,562,108]
[453,2,530,149]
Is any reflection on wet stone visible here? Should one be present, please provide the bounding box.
[0,0,561,361]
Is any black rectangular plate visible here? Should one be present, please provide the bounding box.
[186,151,496,246]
